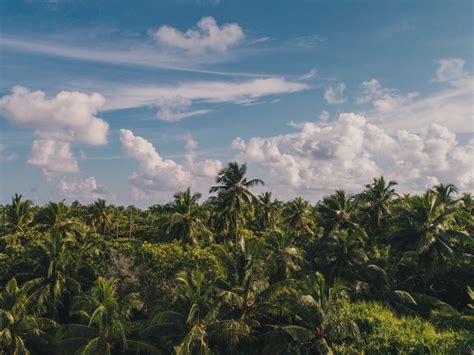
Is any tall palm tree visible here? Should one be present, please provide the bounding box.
[36,201,83,239]
[317,229,368,281]
[89,199,113,237]
[356,176,398,236]
[283,197,314,237]
[165,188,209,246]
[143,268,252,354]
[210,162,264,251]
[0,278,57,354]
[264,230,303,283]
[391,191,471,290]
[26,230,81,318]
[432,183,458,204]
[255,192,280,231]
[59,277,158,354]
[354,264,418,314]
[317,190,366,237]
[263,273,358,354]
[4,194,33,233]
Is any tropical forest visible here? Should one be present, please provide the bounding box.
[0,162,473,354]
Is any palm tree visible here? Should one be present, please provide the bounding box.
[317,190,366,237]
[89,199,113,237]
[263,272,358,354]
[210,162,264,251]
[59,277,158,354]
[36,201,83,239]
[255,192,280,231]
[432,183,458,204]
[391,191,471,290]
[356,176,398,236]
[143,268,252,354]
[0,278,57,354]
[354,264,418,314]
[264,230,303,283]
[317,229,368,281]
[165,188,209,246]
[283,197,314,237]
[25,230,81,318]
[4,194,33,233]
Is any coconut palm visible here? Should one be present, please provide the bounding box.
[59,277,158,354]
[25,230,81,318]
[391,191,471,289]
[283,197,314,237]
[165,188,209,246]
[4,194,33,233]
[317,229,368,281]
[0,278,57,354]
[432,183,458,204]
[356,176,398,236]
[89,199,113,237]
[264,230,303,283]
[255,192,280,231]
[263,272,358,354]
[317,190,366,237]
[354,264,418,314]
[36,201,83,239]
[210,162,264,251]
[143,268,252,354]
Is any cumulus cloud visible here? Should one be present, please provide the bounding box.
[119,129,222,200]
[57,176,108,201]
[27,140,79,179]
[154,17,244,54]
[434,58,466,82]
[0,86,110,181]
[324,83,346,104]
[232,113,473,200]
[105,78,308,121]
[356,79,418,112]
[0,86,108,145]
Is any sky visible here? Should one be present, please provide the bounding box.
[0,0,473,207]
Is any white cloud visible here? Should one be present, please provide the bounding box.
[57,176,107,201]
[295,35,327,48]
[232,113,474,200]
[299,67,318,80]
[319,110,330,123]
[0,86,111,180]
[0,86,109,145]
[324,83,346,104]
[105,78,308,121]
[155,96,210,122]
[434,58,466,82]
[154,17,244,54]
[0,36,267,78]
[119,129,222,200]
[372,75,473,133]
[356,79,418,113]
[27,140,79,179]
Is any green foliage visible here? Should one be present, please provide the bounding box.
[0,171,472,354]
[336,301,469,354]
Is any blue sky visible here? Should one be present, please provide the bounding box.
[0,0,473,206]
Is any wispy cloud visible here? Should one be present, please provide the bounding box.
[0,36,270,78]
[103,77,309,120]
[295,34,327,48]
